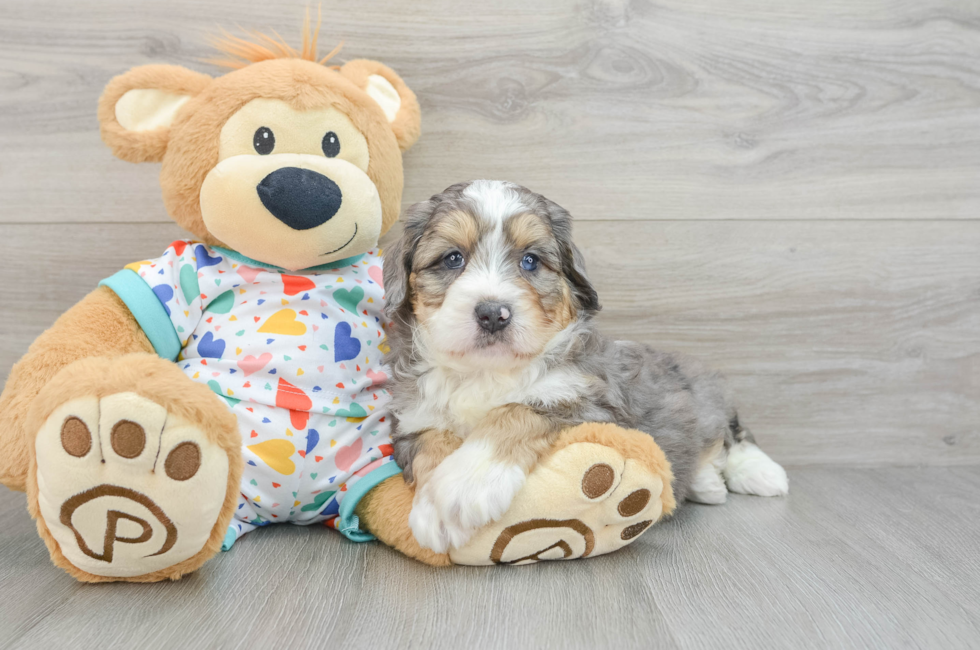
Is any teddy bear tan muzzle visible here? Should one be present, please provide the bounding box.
[200,152,382,270]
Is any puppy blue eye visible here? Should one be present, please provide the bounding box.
[444,252,465,269]
[521,253,539,271]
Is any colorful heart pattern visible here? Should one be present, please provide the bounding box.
[123,241,397,542]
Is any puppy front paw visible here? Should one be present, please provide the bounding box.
[410,441,527,551]
[409,486,451,553]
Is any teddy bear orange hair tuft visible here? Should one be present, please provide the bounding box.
[207,6,343,69]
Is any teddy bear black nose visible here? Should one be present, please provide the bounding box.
[256,167,343,231]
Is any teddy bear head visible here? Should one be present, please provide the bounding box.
[98,26,420,271]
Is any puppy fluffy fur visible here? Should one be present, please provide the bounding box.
[383,180,788,551]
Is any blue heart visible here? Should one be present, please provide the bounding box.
[151,284,173,316]
[306,429,320,455]
[333,322,361,362]
[195,245,223,269]
[197,331,225,359]
[320,498,341,517]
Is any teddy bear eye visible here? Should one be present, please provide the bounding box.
[253,127,275,155]
[322,131,340,158]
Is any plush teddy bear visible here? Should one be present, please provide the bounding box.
[0,21,676,582]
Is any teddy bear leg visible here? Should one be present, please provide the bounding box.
[355,474,452,567]
[26,353,243,582]
[448,423,677,566]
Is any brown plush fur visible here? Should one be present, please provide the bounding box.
[25,354,243,583]
[0,288,153,491]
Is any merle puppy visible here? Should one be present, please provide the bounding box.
[382,180,788,552]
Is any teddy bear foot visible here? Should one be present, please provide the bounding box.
[448,423,677,566]
[28,355,242,582]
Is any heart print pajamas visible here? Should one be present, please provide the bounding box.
[100,241,398,550]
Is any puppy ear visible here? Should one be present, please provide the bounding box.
[340,60,421,152]
[545,200,601,314]
[383,198,435,321]
[98,65,211,163]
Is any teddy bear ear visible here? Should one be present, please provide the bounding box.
[340,60,421,152]
[98,65,212,163]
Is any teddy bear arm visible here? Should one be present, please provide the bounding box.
[0,286,153,491]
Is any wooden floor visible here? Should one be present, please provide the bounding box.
[3,467,980,649]
[1,0,979,647]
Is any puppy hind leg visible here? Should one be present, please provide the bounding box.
[687,440,728,505]
[723,434,789,497]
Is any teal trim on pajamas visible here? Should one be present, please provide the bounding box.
[337,462,403,542]
[100,269,182,361]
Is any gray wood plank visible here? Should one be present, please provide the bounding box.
[2,467,979,649]
[1,220,977,466]
[1,0,979,224]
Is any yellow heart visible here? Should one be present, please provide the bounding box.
[236,347,243,355]
[294,500,301,507]
[258,309,307,336]
[247,439,296,475]
[254,496,261,503]
[230,315,238,320]
[330,440,337,447]
[332,397,340,404]
[281,298,289,306]
[297,368,305,376]
[286,429,294,437]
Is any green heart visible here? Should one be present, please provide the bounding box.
[310,473,318,480]
[206,290,234,314]
[179,264,200,304]
[336,402,367,420]
[236,330,246,336]
[333,287,364,313]
[250,479,258,486]
[208,380,240,407]
[300,491,337,512]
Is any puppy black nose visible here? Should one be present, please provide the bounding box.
[256,167,343,231]
[475,301,512,333]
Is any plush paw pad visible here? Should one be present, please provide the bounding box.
[449,442,669,565]
[34,392,230,578]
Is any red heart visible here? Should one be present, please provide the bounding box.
[297,450,306,458]
[170,240,188,255]
[336,382,345,389]
[282,274,316,296]
[298,345,307,351]
[299,310,309,316]
[275,378,312,430]
[272,482,280,488]
[250,430,258,438]
[254,316,261,322]
[315,456,323,462]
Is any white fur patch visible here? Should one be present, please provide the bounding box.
[723,441,789,497]
[463,180,527,227]
[409,439,526,551]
